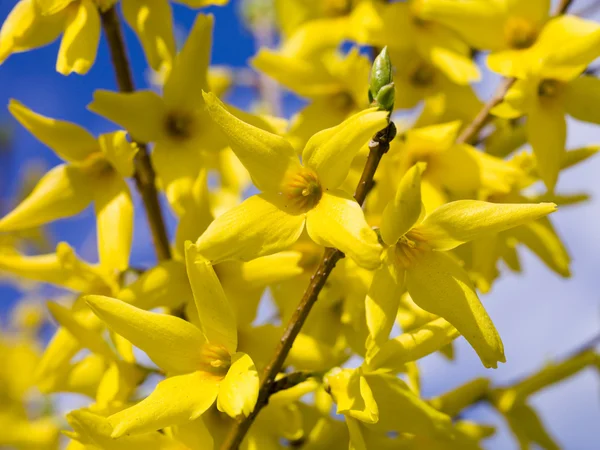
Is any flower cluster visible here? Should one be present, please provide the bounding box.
[0,0,599,449]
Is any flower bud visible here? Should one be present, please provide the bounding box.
[370,47,395,111]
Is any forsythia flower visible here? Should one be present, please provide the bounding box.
[0,101,136,273]
[490,15,600,190]
[195,92,387,269]
[0,0,115,75]
[365,164,556,368]
[84,243,259,436]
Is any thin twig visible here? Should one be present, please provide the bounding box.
[99,7,172,262]
[220,120,396,450]
[456,0,575,146]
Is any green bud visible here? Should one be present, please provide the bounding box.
[370,46,393,99]
[375,82,395,111]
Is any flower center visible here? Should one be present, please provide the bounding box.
[282,168,323,214]
[200,343,231,374]
[504,17,538,49]
[394,235,428,269]
[409,62,436,88]
[537,79,563,98]
[165,110,196,141]
[323,0,352,17]
[80,153,114,178]
[331,92,356,113]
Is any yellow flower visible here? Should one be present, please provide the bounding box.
[417,0,550,53]
[0,0,113,75]
[365,165,557,368]
[252,47,371,149]
[0,100,136,273]
[490,16,600,190]
[195,92,387,269]
[84,243,259,436]
[121,0,228,73]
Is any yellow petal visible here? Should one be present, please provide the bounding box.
[380,163,424,246]
[0,242,110,293]
[365,372,452,437]
[0,164,93,231]
[163,14,212,109]
[8,98,98,162]
[185,242,237,353]
[109,371,220,437]
[93,172,133,273]
[217,352,259,418]
[195,193,305,263]
[306,190,382,270]
[411,200,557,251]
[122,0,176,72]
[565,75,600,125]
[88,90,167,143]
[98,131,138,178]
[251,48,341,97]
[202,91,300,192]
[507,218,570,277]
[302,108,388,189]
[428,378,490,417]
[326,368,379,424]
[281,17,350,58]
[0,0,64,63]
[503,403,560,450]
[365,254,405,361]
[417,0,504,51]
[118,260,193,310]
[527,100,567,192]
[56,0,100,75]
[405,251,505,368]
[46,301,115,360]
[37,0,75,15]
[85,295,207,374]
[367,318,459,372]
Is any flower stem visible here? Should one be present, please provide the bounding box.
[99,6,172,262]
[220,119,395,450]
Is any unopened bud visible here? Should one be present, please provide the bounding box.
[369,47,395,111]
[375,82,395,111]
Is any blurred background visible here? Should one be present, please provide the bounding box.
[0,0,599,448]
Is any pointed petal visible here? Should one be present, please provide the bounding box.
[56,0,100,75]
[118,260,192,310]
[528,100,567,192]
[185,242,237,353]
[109,371,220,437]
[195,193,305,263]
[163,14,212,109]
[202,92,300,192]
[217,352,259,418]
[122,0,176,72]
[98,131,138,178]
[302,108,388,189]
[0,164,93,231]
[46,302,115,360]
[0,0,63,63]
[88,90,167,143]
[368,318,459,372]
[380,163,424,246]
[8,99,98,162]
[365,256,404,361]
[504,403,560,450]
[0,243,110,293]
[85,295,206,374]
[93,172,133,273]
[411,200,557,251]
[306,190,381,270]
[507,218,570,277]
[565,75,600,125]
[406,252,505,368]
[326,368,378,424]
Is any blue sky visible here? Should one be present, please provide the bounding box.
[1,0,599,448]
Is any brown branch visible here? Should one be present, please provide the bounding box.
[456,0,576,146]
[99,7,172,262]
[220,119,396,450]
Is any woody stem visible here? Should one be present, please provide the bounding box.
[99,6,172,262]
